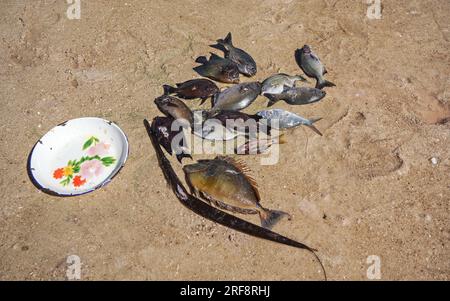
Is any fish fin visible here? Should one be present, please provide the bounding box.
[195,56,208,65]
[176,153,192,164]
[163,85,176,95]
[323,67,328,75]
[294,48,303,67]
[199,97,208,105]
[193,65,205,77]
[209,52,223,61]
[217,156,259,194]
[217,32,233,47]
[259,208,291,230]
[316,79,336,90]
[209,43,228,53]
[211,92,220,108]
[264,94,279,107]
[307,125,323,137]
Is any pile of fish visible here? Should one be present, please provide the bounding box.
[146,33,335,280]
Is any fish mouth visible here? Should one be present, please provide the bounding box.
[302,45,311,53]
[154,95,170,106]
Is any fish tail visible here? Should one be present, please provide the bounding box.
[307,125,323,137]
[163,85,176,95]
[217,32,233,48]
[316,79,336,90]
[264,94,279,107]
[259,208,291,230]
[307,118,323,136]
[195,56,208,65]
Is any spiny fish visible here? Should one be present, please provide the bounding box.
[235,135,286,155]
[264,86,326,107]
[211,32,257,77]
[210,82,261,114]
[154,95,194,126]
[194,53,240,84]
[256,109,323,136]
[261,73,308,95]
[145,118,327,280]
[163,79,219,105]
[152,116,192,163]
[295,45,336,90]
[183,156,290,230]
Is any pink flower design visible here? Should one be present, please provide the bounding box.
[80,160,104,180]
[87,142,111,156]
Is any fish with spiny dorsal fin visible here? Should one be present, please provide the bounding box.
[183,156,291,230]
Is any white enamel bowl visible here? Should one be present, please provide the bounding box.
[28,118,129,196]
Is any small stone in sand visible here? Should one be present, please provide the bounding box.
[430,157,439,166]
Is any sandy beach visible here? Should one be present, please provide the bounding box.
[0,0,449,280]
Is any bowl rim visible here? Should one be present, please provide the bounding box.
[27,117,129,197]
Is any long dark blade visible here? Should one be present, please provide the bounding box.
[144,118,327,280]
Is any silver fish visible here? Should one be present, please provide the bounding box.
[264,86,326,107]
[211,82,261,114]
[261,73,308,95]
[256,109,323,136]
[295,45,335,90]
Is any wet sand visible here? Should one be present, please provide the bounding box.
[0,0,449,280]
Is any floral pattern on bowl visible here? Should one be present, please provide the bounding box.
[52,136,116,188]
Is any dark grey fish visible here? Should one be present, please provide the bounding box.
[163,79,220,105]
[152,116,192,163]
[264,86,326,107]
[212,33,257,77]
[154,95,193,126]
[211,82,261,114]
[194,53,240,84]
[295,45,336,90]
